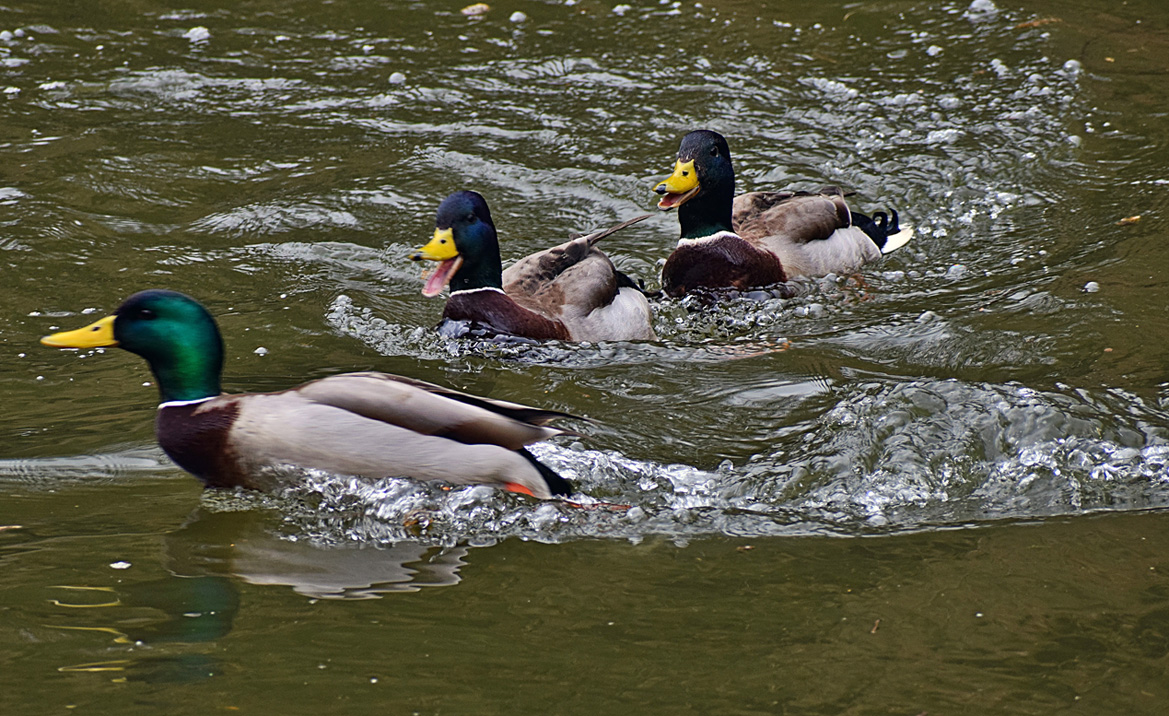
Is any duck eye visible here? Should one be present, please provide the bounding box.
[138,309,156,320]
[709,146,719,157]
[465,213,475,223]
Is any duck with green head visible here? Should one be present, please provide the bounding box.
[653,129,913,297]
[41,290,577,498]
[410,190,656,341]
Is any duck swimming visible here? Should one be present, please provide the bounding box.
[653,130,913,297]
[40,290,576,498]
[411,190,656,341]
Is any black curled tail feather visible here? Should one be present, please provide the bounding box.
[518,448,573,497]
[852,208,902,250]
[615,270,639,290]
[616,269,659,298]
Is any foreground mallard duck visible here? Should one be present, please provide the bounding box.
[40,290,576,498]
[653,130,913,297]
[410,190,657,341]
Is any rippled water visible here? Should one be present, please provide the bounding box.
[4,0,1169,712]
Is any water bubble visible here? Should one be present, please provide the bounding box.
[964,0,998,20]
[946,264,968,280]
[183,26,210,43]
[1083,281,1100,293]
[926,128,962,144]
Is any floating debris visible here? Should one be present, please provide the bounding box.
[461,3,490,16]
[1116,215,1141,225]
[1015,17,1061,30]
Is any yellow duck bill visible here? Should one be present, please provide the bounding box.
[654,159,700,210]
[40,315,118,348]
[411,227,464,297]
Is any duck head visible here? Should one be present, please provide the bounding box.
[411,190,503,296]
[653,130,736,239]
[41,290,224,403]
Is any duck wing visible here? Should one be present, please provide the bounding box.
[574,213,653,247]
[501,214,655,334]
[732,187,852,246]
[292,372,580,449]
[504,214,651,296]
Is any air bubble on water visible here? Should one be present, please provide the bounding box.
[183,26,210,43]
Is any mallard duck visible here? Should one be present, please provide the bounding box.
[40,290,577,498]
[653,129,913,297]
[410,190,657,341]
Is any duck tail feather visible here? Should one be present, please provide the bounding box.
[518,448,574,497]
[881,225,914,254]
[853,207,913,253]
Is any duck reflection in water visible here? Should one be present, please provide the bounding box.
[49,508,468,682]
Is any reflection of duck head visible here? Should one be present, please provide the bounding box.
[48,506,471,682]
[48,574,238,683]
[164,507,469,599]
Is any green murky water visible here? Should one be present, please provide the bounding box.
[4,0,1169,712]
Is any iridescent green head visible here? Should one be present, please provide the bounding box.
[41,290,224,403]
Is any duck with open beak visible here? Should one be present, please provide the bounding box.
[410,190,656,342]
[411,226,464,298]
[653,129,913,297]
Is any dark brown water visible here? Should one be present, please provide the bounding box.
[3,0,1169,712]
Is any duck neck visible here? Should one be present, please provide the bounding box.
[451,233,504,292]
[678,183,735,240]
[141,338,224,404]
